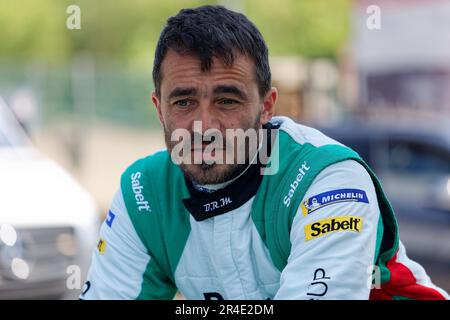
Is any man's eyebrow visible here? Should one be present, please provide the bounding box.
[168,87,198,100]
[213,85,248,100]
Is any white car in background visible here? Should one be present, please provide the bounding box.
[0,97,99,299]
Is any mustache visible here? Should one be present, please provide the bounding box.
[172,130,234,150]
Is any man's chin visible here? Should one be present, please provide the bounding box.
[180,163,245,185]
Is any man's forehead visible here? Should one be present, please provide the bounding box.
[160,50,256,87]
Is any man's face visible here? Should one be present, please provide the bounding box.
[152,50,277,185]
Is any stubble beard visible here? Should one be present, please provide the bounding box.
[163,113,262,185]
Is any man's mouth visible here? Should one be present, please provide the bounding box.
[191,142,225,151]
[190,145,225,162]
[191,142,209,151]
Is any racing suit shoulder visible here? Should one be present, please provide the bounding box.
[275,159,381,299]
[81,189,177,299]
[252,119,363,271]
[262,117,449,299]
[119,149,192,292]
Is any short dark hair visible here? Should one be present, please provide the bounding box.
[153,5,271,98]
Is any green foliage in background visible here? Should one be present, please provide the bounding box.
[0,0,350,127]
[0,0,69,62]
[0,0,350,64]
[247,0,351,58]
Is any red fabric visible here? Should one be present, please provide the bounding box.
[370,252,446,300]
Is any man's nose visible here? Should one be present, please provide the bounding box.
[194,100,220,133]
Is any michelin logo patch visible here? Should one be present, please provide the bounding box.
[301,188,369,216]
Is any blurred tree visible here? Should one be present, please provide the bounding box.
[66,0,212,68]
[0,0,69,63]
[0,0,350,127]
[0,0,350,66]
[246,0,351,59]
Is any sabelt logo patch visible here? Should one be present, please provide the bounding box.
[97,238,106,255]
[304,216,363,241]
[301,188,369,216]
[131,172,151,212]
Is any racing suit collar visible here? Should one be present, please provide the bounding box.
[182,160,263,221]
[182,120,280,222]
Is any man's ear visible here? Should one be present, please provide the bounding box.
[260,87,277,125]
[151,92,164,125]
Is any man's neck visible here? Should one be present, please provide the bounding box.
[192,162,253,193]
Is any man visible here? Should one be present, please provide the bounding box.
[81,5,448,300]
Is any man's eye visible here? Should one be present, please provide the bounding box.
[174,100,191,107]
[219,99,238,105]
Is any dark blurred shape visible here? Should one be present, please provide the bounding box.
[344,0,450,121]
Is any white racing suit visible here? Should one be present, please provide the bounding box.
[81,116,449,300]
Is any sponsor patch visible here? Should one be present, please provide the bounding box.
[301,188,369,216]
[304,216,363,241]
[283,161,311,208]
[97,238,106,255]
[105,210,116,228]
[131,172,151,212]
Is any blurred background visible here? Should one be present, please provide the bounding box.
[0,0,449,298]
